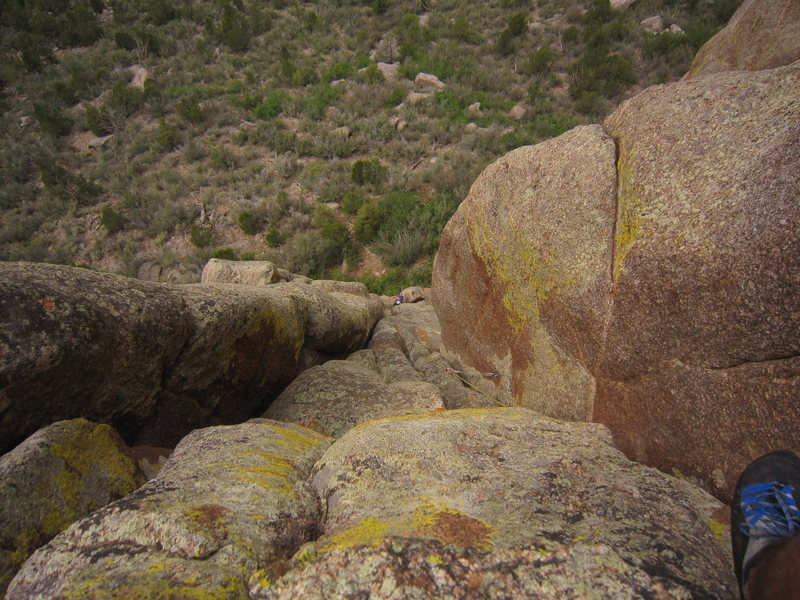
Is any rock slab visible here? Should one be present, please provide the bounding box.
[253,409,736,598]
[0,263,383,453]
[0,419,145,595]
[7,420,332,599]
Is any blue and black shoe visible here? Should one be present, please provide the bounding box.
[731,450,800,597]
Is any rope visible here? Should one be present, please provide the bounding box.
[445,367,503,378]
[444,368,505,406]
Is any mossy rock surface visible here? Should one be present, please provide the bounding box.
[6,420,332,599]
[254,408,735,598]
[0,419,145,595]
[264,348,445,438]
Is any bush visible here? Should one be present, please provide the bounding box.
[238,210,259,235]
[33,102,72,137]
[157,119,180,151]
[354,200,385,243]
[212,247,237,260]
[36,156,101,205]
[314,205,350,250]
[284,230,341,277]
[351,158,387,187]
[176,98,204,124]
[372,228,425,267]
[265,226,287,247]
[342,190,366,215]
[101,205,126,234]
[190,224,213,247]
[85,105,115,136]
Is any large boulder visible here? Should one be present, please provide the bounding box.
[7,420,332,599]
[264,348,445,437]
[433,124,617,422]
[685,0,800,78]
[0,419,145,595]
[0,263,384,453]
[251,409,736,598]
[431,62,800,498]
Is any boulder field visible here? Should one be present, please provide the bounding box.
[432,57,800,500]
[2,295,737,598]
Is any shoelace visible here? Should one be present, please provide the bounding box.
[740,482,800,538]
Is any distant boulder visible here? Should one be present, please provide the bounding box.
[201,258,289,285]
[640,15,664,33]
[414,72,445,89]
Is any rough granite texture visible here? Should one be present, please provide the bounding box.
[0,419,145,595]
[264,348,445,437]
[253,408,736,599]
[6,420,333,599]
[685,0,800,78]
[201,259,290,286]
[0,263,384,453]
[431,62,800,500]
[432,124,618,422]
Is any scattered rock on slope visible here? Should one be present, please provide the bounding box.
[7,420,332,599]
[0,419,145,595]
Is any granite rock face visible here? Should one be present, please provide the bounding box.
[0,419,145,594]
[264,348,445,437]
[432,124,617,423]
[0,263,384,453]
[254,409,736,599]
[6,420,332,600]
[431,62,800,498]
[685,0,800,78]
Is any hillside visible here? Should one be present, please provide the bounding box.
[0,0,738,292]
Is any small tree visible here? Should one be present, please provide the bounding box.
[190,224,213,247]
[101,206,126,234]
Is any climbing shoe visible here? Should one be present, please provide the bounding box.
[731,450,800,597]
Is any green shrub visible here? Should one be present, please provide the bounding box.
[524,45,556,77]
[351,158,387,187]
[101,205,126,234]
[342,190,366,215]
[190,224,213,247]
[157,119,180,151]
[176,97,204,124]
[238,210,260,235]
[284,230,341,277]
[85,105,115,136]
[209,146,237,170]
[314,205,350,250]
[303,83,340,120]
[33,102,72,137]
[253,91,287,120]
[506,12,528,37]
[36,156,101,205]
[372,228,425,267]
[323,62,354,82]
[212,247,237,260]
[265,226,287,247]
[354,200,385,242]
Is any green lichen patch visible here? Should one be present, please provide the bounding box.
[612,149,645,283]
